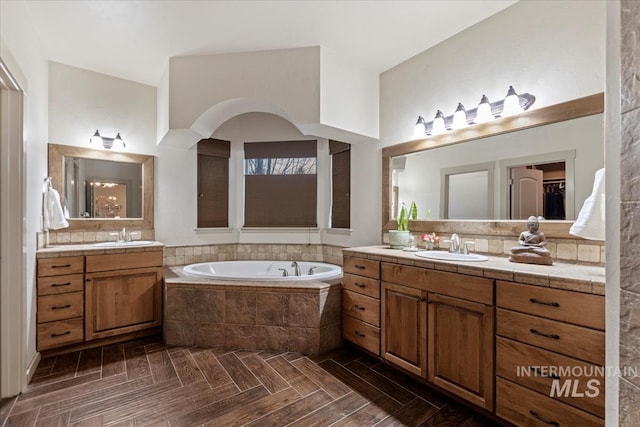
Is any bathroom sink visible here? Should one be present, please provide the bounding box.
[93,240,155,247]
[415,251,488,262]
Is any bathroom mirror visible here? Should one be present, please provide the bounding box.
[48,143,154,230]
[382,93,604,234]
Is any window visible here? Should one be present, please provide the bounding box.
[329,140,350,228]
[244,140,317,227]
[197,138,230,227]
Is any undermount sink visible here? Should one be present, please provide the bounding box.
[93,240,155,247]
[415,250,489,262]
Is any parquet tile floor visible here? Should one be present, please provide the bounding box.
[1,338,499,427]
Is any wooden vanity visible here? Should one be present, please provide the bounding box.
[36,243,164,353]
[342,246,605,427]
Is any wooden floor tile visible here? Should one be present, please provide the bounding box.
[6,338,496,426]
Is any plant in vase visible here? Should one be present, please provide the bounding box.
[389,202,417,249]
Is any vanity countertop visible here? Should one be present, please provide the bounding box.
[36,241,164,258]
[344,246,605,295]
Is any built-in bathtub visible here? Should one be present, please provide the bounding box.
[163,260,343,355]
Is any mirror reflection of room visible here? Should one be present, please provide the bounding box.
[64,157,142,219]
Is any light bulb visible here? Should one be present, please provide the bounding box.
[501,85,524,117]
[475,95,494,123]
[452,103,468,129]
[113,133,126,150]
[413,116,426,139]
[90,130,103,145]
[431,110,446,135]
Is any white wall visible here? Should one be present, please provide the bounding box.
[0,0,49,388]
[380,0,606,147]
[49,62,157,155]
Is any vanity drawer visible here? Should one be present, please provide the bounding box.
[497,309,604,365]
[342,313,380,355]
[343,273,380,299]
[497,281,604,330]
[342,289,380,327]
[343,257,380,280]
[85,250,162,272]
[37,318,84,351]
[37,256,84,277]
[37,292,84,323]
[496,377,603,427]
[497,336,604,417]
[37,274,84,296]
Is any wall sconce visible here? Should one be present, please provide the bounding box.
[414,86,536,137]
[90,130,126,150]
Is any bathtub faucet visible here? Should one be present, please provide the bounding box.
[291,261,301,276]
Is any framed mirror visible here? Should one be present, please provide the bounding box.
[48,143,154,230]
[382,93,604,237]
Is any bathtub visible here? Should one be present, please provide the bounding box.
[182,260,342,282]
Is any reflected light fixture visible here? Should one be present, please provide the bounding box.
[412,86,536,138]
[89,130,126,150]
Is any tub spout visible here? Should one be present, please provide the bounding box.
[291,261,301,276]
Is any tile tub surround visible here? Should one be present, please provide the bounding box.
[163,243,344,267]
[344,246,605,295]
[164,267,342,354]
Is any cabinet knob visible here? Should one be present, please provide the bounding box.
[86,278,91,282]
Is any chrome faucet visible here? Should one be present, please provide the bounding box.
[109,228,139,243]
[291,261,301,276]
[447,234,461,253]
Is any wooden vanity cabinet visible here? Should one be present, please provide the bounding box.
[342,256,381,355]
[495,280,605,426]
[380,263,495,411]
[36,256,85,350]
[85,252,163,341]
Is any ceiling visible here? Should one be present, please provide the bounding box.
[20,0,517,86]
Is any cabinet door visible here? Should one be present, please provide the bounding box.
[428,293,494,411]
[381,282,427,377]
[85,267,162,340]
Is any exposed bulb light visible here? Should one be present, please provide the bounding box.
[90,130,103,146]
[501,85,524,117]
[89,130,126,150]
[413,116,426,139]
[451,103,468,129]
[475,95,494,123]
[431,110,446,135]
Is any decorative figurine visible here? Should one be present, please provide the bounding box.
[509,216,553,265]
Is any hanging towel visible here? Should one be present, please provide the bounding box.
[43,186,69,230]
[570,168,605,240]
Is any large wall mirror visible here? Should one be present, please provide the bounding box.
[48,143,154,230]
[382,93,604,237]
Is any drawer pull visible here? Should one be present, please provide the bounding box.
[530,298,560,307]
[353,304,365,311]
[354,265,366,270]
[354,282,366,288]
[530,328,560,340]
[51,331,71,338]
[51,304,72,310]
[51,282,72,287]
[354,331,366,338]
[529,410,559,426]
[532,366,561,380]
[51,264,72,269]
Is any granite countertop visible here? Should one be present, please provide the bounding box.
[344,246,605,295]
[36,241,165,258]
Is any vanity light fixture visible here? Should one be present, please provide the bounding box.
[413,86,536,137]
[89,130,126,150]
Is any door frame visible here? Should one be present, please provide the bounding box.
[0,57,26,398]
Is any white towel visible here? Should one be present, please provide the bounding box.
[570,168,605,240]
[43,186,69,230]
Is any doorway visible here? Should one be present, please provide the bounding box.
[509,162,566,220]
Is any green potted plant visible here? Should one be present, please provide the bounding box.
[389,202,416,249]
